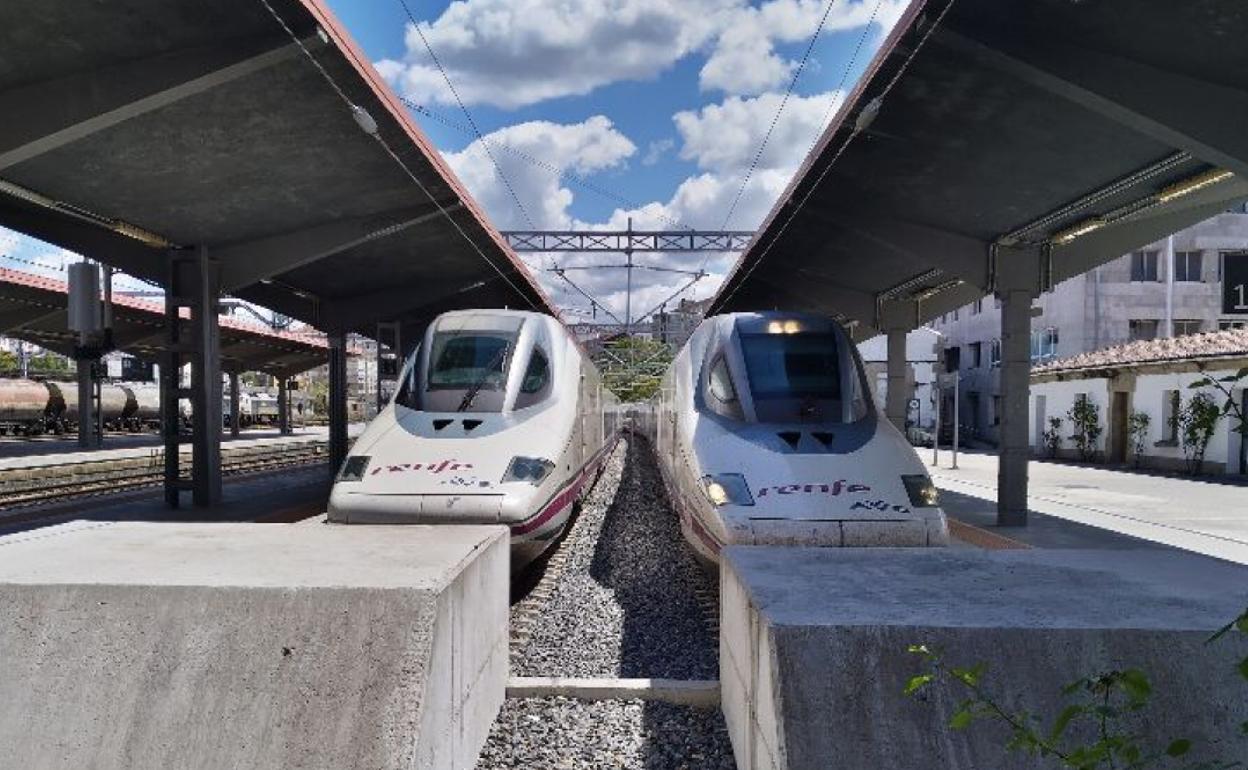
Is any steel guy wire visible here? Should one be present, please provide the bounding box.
[254,0,542,312]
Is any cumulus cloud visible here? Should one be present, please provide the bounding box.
[442,116,637,230]
[642,138,675,166]
[377,0,909,108]
[377,0,741,109]
[438,85,847,319]
[674,90,842,173]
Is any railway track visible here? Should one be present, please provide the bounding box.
[0,439,328,510]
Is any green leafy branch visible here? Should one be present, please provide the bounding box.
[905,645,1201,770]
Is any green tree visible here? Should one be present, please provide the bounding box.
[594,337,674,402]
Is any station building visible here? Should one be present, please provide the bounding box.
[1029,326,1248,475]
[934,209,1248,445]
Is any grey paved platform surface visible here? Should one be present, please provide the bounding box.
[933,452,1248,563]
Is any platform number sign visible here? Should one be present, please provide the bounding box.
[1226,251,1248,315]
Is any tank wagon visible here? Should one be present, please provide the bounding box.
[0,378,161,434]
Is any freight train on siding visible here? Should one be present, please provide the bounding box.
[328,309,622,570]
[0,378,163,435]
[636,311,949,564]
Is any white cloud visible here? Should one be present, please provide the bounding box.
[377,0,910,108]
[674,90,842,173]
[699,23,795,96]
[443,116,637,230]
[378,0,742,110]
[438,89,843,319]
[642,138,675,166]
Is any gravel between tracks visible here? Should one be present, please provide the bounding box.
[513,435,718,679]
[477,697,734,770]
[477,435,733,770]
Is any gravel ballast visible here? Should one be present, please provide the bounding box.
[477,435,733,769]
[513,436,718,679]
[477,697,734,770]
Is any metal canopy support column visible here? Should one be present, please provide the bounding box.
[879,301,913,434]
[76,359,96,448]
[328,331,348,476]
[228,369,240,438]
[278,377,290,435]
[995,246,1042,526]
[162,246,222,507]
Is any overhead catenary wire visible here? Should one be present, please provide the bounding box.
[393,0,538,234]
[715,0,844,238]
[400,97,696,233]
[715,0,958,312]
[254,0,542,313]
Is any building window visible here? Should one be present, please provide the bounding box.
[1162,390,1180,442]
[969,342,982,368]
[1130,250,1160,282]
[972,298,983,315]
[953,308,959,321]
[1128,319,1159,341]
[1174,319,1203,336]
[1029,328,1059,362]
[941,313,947,324]
[1219,319,1247,330]
[989,338,1001,368]
[992,395,1001,426]
[1174,251,1203,282]
[994,296,1002,309]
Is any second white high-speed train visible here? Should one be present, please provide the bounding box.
[328,309,620,569]
[643,311,948,564]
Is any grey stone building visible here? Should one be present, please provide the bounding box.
[934,210,1248,445]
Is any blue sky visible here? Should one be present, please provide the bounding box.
[0,0,907,323]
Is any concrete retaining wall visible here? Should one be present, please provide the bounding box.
[721,547,1248,770]
[0,521,509,770]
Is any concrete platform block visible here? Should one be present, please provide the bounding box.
[721,547,1248,770]
[0,521,509,770]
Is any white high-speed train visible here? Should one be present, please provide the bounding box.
[328,309,621,569]
[642,311,948,564]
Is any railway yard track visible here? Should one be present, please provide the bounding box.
[0,439,328,511]
[482,435,734,770]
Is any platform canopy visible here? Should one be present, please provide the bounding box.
[709,0,1248,334]
[0,0,553,343]
[0,268,328,378]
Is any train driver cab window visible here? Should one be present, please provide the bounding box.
[740,332,864,423]
[704,354,744,420]
[514,347,552,409]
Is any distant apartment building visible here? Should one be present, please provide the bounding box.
[933,211,1248,445]
[650,297,711,348]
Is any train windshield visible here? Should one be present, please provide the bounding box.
[394,315,526,413]
[738,331,865,423]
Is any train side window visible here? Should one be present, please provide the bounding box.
[708,355,736,403]
[514,347,552,409]
[706,354,745,421]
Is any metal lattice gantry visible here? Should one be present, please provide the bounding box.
[501,221,755,336]
[502,229,755,254]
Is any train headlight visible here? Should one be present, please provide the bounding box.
[338,455,371,482]
[700,473,754,507]
[503,456,555,485]
[902,474,940,507]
